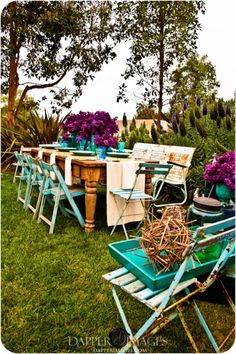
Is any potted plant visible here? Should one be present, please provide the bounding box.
[62,111,119,150]
[203,150,235,207]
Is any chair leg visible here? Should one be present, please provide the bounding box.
[37,195,47,223]
[110,200,129,237]
[13,163,20,183]
[58,200,70,217]
[33,187,43,220]
[66,195,85,227]
[24,174,33,210]
[111,287,140,353]
[17,178,25,204]
[49,192,61,234]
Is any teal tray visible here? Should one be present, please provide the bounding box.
[108,238,234,290]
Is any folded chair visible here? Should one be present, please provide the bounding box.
[13,146,33,183]
[110,162,173,239]
[103,216,235,353]
[23,155,44,216]
[14,152,31,205]
[37,160,85,234]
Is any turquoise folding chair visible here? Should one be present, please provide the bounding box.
[13,146,33,183]
[14,152,31,205]
[23,155,44,216]
[103,217,235,353]
[37,160,85,234]
[110,162,173,239]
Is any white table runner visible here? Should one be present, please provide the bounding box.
[106,161,145,227]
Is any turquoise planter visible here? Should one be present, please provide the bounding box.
[216,184,233,201]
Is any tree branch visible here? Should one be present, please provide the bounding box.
[15,53,77,116]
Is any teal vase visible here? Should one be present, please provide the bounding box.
[96,146,107,160]
[216,184,233,204]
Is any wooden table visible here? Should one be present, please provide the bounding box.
[31,148,152,233]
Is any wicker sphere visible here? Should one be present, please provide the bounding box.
[140,206,193,273]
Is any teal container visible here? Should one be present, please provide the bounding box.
[108,239,234,291]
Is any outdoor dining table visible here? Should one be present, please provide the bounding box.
[31,148,152,233]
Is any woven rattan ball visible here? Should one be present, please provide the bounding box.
[140,206,192,272]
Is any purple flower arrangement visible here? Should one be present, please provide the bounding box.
[62,111,119,148]
[204,150,235,191]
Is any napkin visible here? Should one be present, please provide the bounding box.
[38,149,43,159]
[50,153,56,180]
[122,161,139,189]
[65,157,72,186]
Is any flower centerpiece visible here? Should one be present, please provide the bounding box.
[62,111,119,149]
[203,150,235,204]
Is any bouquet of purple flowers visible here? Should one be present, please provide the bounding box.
[62,111,119,148]
[203,150,235,191]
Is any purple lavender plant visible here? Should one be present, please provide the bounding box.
[196,95,201,106]
[226,104,231,116]
[62,111,119,148]
[202,103,208,116]
[203,150,235,191]
[183,100,188,111]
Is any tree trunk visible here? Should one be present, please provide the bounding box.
[7,55,19,126]
[6,2,20,127]
[157,5,165,129]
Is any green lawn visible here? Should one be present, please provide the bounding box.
[1,173,235,353]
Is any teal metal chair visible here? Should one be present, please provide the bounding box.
[14,152,31,205]
[37,160,85,234]
[103,217,235,353]
[110,162,173,239]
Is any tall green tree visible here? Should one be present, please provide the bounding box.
[1,0,116,126]
[116,1,205,127]
[170,54,220,107]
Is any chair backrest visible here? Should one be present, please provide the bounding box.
[38,161,58,189]
[20,146,33,154]
[137,162,173,176]
[132,143,195,184]
[132,143,153,160]
[14,152,30,174]
[38,161,71,195]
[135,162,173,199]
[185,216,235,256]
[24,155,42,181]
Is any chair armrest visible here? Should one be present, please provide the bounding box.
[167,160,188,168]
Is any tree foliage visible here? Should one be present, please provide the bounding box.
[1,0,116,125]
[116,1,206,126]
[170,54,220,107]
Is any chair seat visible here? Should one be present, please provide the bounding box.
[111,189,152,200]
[43,187,84,198]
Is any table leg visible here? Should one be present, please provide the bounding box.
[84,180,98,233]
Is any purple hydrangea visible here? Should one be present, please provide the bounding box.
[62,111,119,148]
[203,150,235,191]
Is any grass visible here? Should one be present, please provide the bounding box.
[1,172,235,353]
